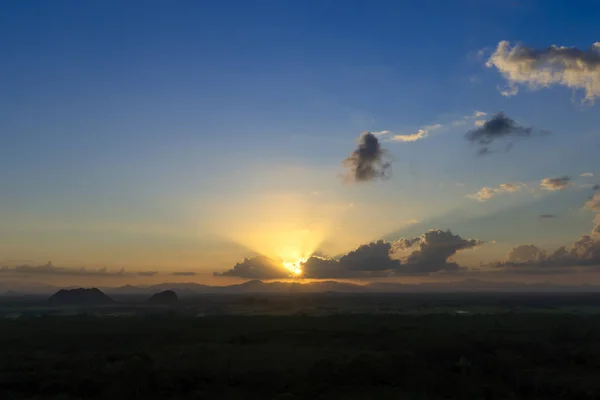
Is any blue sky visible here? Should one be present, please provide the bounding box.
[1,0,599,284]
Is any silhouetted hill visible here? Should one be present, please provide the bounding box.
[48,288,114,305]
[47,280,600,297]
[147,290,178,305]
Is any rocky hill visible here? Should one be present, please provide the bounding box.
[48,288,114,305]
[147,290,178,305]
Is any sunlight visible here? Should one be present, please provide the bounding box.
[214,192,336,270]
[282,258,306,276]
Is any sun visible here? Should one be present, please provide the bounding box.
[282,258,306,276]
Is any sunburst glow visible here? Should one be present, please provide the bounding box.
[283,258,306,276]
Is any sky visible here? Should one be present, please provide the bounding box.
[1,0,600,286]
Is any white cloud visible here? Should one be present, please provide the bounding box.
[498,183,523,192]
[468,182,525,201]
[581,172,594,177]
[389,129,428,142]
[468,187,496,201]
[449,111,488,128]
[486,40,600,102]
[474,120,486,127]
[372,130,391,136]
[499,84,519,97]
[387,124,442,143]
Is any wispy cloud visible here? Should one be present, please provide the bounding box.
[0,262,126,277]
[581,172,594,177]
[468,182,525,201]
[540,176,571,191]
[377,111,487,143]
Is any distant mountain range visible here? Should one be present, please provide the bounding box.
[3,279,600,295]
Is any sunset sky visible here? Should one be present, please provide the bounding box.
[1,0,599,286]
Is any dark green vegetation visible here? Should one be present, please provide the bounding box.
[2,307,600,399]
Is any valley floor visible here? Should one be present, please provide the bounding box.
[1,311,600,399]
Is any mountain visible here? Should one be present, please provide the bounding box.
[5,279,600,297]
[48,288,114,305]
[147,290,178,305]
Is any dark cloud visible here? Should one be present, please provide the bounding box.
[493,235,600,270]
[399,230,483,273]
[170,272,197,276]
[213,255,290,279]
[539,214,557,219]
[593,184,600,191]
[214,230,483,279]
[0,262,126,277]
[391,237,421,253]
[301,256,369,279]
[343,132,391,182]
[540,176,571,191]
[338,240,401,271]
[477,147,492,156]
[465,112,544,153]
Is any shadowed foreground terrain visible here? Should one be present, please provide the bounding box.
[2,310,600,399]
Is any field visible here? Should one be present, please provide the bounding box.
[2,293,600,399]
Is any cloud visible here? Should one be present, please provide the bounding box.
[493,195,600,270]
[465,113,541,153]
[499,84,519,97]
[581,172,595,177]
[300,256,351,279]
[540,176,571,191]
[338,240,401,271]
[398,230,483,273]
[468,187,496,201]
[0,262,126,277]
[486,40,600,102]
[371,130,391,136]
[388,124,442,143]
[389,129,428,143]
[170,272,197,276]
[468,182,525,201]
[214,255,290,279]
[215,230,484,279]
[301,241,403,279]
[343,132,391,182]
[594,184,600,191]
[375,112,485,143]
[508,244,546,262]
[586,193,600,213]
[494,238,600,269]
[539,214,557,219]
[474,120,486,127]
